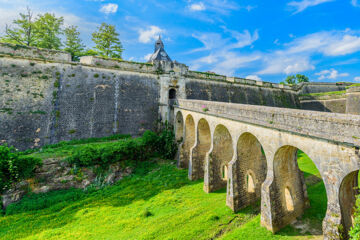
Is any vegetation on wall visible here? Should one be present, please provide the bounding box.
[0,145,42,193]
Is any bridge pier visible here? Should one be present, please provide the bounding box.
[203,124,234,193]
[188,118,211,180]
[261,146,310,232]
[179,114,195,169]
[227,133,267,211]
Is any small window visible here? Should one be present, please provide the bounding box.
[285,187,294,211]
[169,89,176,100]
[221,165,228,180]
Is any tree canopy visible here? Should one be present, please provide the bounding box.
[64,26,85,61]
[0,9,125,61]
[91,23,123,59]
[284,74,310,85]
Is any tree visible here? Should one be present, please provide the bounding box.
[63,26,85,61]
[285,75,296,85]
[1,7,36,46]
[82,49,99,56]
[285,74,310,85]
[33,13,64,50]
[91,23,123,59]
[296,74,309,83]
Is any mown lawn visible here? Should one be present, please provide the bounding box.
[0,151,327,240]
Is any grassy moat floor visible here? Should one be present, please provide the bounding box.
[0,150,326,240]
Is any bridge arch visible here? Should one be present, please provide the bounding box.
[189,118,211,180]
[227,132,267,211]
[269,145,327,233]
[204,124,234,192]
[339,170,359,239]
[179,114,195,168]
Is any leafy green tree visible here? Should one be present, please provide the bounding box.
[63,26,85,61]
[285,75,296,85]
[1,7,36,46]
[285,74,310,85]
[91,23,123,59]
[83,49,99,56]
[33,13,64,50]
[296,74,309,83]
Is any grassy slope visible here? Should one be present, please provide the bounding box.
[0,150,326,240]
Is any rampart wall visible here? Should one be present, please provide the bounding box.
[0,43,321,150]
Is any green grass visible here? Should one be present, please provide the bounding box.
[299,90,346,98]
[0,150,326,240]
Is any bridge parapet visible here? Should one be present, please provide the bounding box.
[177,99,360,147]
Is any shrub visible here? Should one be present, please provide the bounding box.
[350,193,360,239]
[66,128,177,168]
[0,145,42,192]
[21,134,131,155]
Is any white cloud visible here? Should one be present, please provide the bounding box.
[138,26,164,44]
[189,2,206,11]
[315,69,349,80]
[354,77,360,82]
[246,75,262,81]
[288,0,333,14]
[187,0,239,16]
[258,55,315,75]
[324,35,360,56]
[258,29,360,75]
[352,0,360,7]
[100,3,118,14]
[190,29,260,76]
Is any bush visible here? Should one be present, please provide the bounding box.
[66,128,177,168]
[350,193,360,239]
[22,134,131,154]
[0,145,42,192]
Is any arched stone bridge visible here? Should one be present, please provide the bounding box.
[174,99,360,240]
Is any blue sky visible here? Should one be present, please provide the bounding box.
[0,0,360,83]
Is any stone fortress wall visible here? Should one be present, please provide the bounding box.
[296,82,355,113]
[0,42,301,150]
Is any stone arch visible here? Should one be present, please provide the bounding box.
[234,132,267,210]
[271,145,310,231]
[179,114,195,169]
[228,132,267,211]
[204,124,233,192]
[340,170,359,239]
[189,118,211,180]
[269,145,327,232]
[175,111,184,142]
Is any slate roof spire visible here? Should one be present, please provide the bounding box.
[148,35,172,62]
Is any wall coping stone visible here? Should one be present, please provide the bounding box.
[0,42,71,62]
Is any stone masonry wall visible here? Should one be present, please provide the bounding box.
[186,78,300,108]
[0,43,303,150]
[0,56,160,150]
